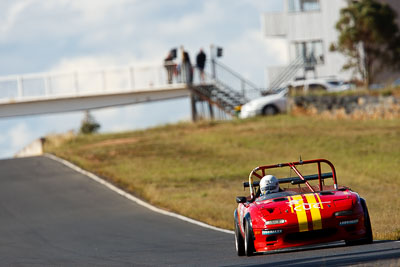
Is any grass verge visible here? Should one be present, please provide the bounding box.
[44,115,400,240]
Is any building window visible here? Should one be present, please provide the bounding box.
[288,0,320,12]
[290,40,324,64]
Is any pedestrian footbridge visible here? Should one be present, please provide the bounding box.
[0,61,262,120]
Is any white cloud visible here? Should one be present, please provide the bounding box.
[243,0,283,12]
[0,113,82,159]
[65,0,136,23]
[158,1,224,37]
[50,56,130,72]
[0,0,33,36]
[0,132,6,145]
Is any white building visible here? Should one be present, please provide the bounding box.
[263,0,350,89]
[263,0,400,89]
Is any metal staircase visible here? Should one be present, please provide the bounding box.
[190,60,263,119]
[191,83,245,116]
[265,55,305,93]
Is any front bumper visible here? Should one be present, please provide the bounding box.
[239,106,262,119]
[252,214,366,252]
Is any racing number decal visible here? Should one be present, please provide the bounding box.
[305,194,322,230]
[288,195,308,232]
[287,194,327,232]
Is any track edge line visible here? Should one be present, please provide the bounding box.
[44,153,234,235]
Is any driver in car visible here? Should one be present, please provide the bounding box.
[260,175,280,195]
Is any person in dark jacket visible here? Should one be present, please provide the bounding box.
[196,49,206,83]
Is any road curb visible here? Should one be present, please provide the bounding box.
[44,153,234,235]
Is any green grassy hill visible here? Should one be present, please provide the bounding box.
[45,115,400,240]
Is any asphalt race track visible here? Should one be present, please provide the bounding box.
[0,156,399,266]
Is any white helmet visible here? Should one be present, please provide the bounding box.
[260,175,279,195]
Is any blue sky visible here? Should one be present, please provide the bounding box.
[0,0,287,158]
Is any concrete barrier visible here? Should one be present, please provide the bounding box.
[14,138,45,158]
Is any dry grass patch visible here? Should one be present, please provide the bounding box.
[45,116,400,240]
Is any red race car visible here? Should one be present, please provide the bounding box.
[234,159,373,256]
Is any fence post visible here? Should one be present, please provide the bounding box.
[158,66,163,86]
[129,67,135,91]
[74,72,79,94]
[208,102,214,120]
[241,79,245,98]
[17,77,23,98]
[102,71,106,92]
[44,76,52,96]
[210,44,216,80]
[190,90,198,122]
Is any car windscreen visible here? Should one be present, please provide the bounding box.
[327,81,341,86]
[256,191,297,202]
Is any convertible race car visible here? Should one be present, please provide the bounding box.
[234,159,373,256]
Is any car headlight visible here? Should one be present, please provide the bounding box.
[243,101,257,109]
[264,219,286,225]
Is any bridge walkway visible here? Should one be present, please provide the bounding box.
[0,61,262,120]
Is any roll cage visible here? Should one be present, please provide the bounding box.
[245,159,338,199]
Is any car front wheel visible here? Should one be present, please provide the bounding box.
[262,105,278,116]
[244,222,255,256]
[235,221,245,256]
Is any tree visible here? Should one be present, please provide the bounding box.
[80,110,100,134]
[331,0,400,87]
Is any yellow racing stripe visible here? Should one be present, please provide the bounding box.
[305,194,322,230]
[287,196,294,213]
[315,193,324,209]
[291,195,309,232]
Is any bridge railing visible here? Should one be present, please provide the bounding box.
[212,60,263,100]
[0,64,193,102]
[0,61,262,103]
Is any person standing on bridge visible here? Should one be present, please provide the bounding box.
[196,49,206,83]
[164,50,176,84]
[180,46,193,84]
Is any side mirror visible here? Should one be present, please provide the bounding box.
[236,196,247,204]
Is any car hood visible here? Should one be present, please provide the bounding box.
[254,191,355,220]
[243,93,286,108]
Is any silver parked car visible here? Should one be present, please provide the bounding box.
[287,78,353,93]
[239,88,288,119]
[239,78,353,119]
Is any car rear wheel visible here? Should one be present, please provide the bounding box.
[244,222,255,256]
[235,221,245,256]
[262,105,278,116]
